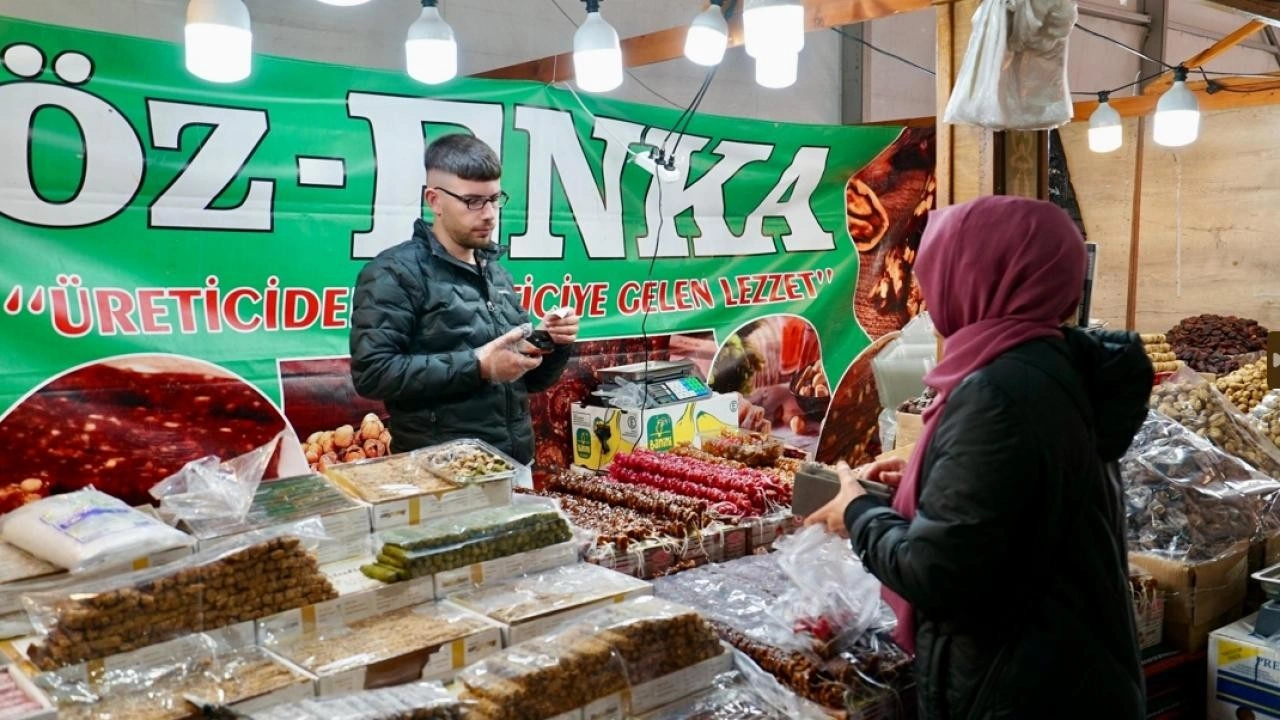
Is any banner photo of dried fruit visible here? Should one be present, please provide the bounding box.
[0,355,307,507]
[708,316,829,452]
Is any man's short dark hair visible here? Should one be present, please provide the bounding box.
[424,133,502,181]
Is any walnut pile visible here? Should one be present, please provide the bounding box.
[301,413,391,472]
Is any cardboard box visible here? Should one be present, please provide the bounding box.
[1208,612,1280,719]
[256,571,435,643]
[263,601,503,697]
[2,665,55,720]
[588,648,734,718]
[1131,544,1250,651]
[359,479,514,532]
[449,564,653,646]
[433,541,580,597]
[895,411,923,450]
[570,394,739,469]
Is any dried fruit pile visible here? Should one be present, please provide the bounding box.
[301,413,391,472]
[1167,314,1268,375]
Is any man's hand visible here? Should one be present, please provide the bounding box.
[802,457,907,538]
[476,327,542,383]
[543,308,580,345]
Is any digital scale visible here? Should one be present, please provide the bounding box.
[596,359,712,409]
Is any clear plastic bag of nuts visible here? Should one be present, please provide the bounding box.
[1250,390,1280,450]
[1121,410,1280,561]
[459,596,725,720]
[21,518,333,671]
[1150,367,1280,479]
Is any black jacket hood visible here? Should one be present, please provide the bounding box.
[1063,328,1155,461]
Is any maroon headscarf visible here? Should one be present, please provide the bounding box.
[884,196,1088,653]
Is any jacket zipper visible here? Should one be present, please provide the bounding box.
[476,260,516,433]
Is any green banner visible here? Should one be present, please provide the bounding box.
[0,16,935,503]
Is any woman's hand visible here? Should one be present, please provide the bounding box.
[803,457,908,538]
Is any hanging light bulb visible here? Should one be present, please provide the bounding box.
[316,0,373,5]
[574,0,623,93]
[1154,67,1200,148]
[755,51,798,89]
[185,0,252,83]
[684,0,728,67]
[744,0,804,60]
[406,0,457,85]
[1088,92,1122,153]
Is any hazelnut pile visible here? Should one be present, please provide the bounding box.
[301,414,392,472]
[1216,359,1270,413]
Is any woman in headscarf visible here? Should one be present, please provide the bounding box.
[806,196,1149,719]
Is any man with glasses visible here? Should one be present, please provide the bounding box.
[349,134,578,463]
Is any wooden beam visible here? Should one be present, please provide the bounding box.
[1205,0,1280,26]
[1145,19,1266,94]
[1074,75,1280,120]
[476,0,936,82]
[1125,117,1147,331]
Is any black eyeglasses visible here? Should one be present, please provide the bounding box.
[433,187,509,211]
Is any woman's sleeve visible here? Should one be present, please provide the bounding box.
[846,377,1042,624]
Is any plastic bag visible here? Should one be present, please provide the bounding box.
[22,519,333,670]
[37,634,311,720]
[771,526,895,656]
[1,487,195,572]
[150,432,281,524]
[943,0,1076,130]
[1151,367,1280,477]
[1121,410,1280,561]
[636,659,827,719]
[246,681,465,720]
[878,407,898,455]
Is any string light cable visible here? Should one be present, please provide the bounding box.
[830,26,935,77]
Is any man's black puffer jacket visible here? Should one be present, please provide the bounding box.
[845,329,1151,720]
[349,220,571,463]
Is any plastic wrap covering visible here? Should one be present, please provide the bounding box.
[1249,390,1280,451]
[38,635,311,720]
[1,488,195,572]
[363,504,571,581]
[248,681,465,720]
[149,434,278,524]
[636,648,840,720]
[181,473,366,540]
[943,0,1076,130]
[418,440,518,484]
[262,602,496,680]
[653,535,891,658]
[22,519,333,670]
[324,451,458,503]
[543,471,710,529]
[1151,368,1280,477]
[448,562,651,626]
[1122,410,1280,561]
[459,596,724,720]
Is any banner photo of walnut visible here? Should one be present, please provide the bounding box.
[0,356,304,507]
[846,127,936,340]
[708,316,830,452]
